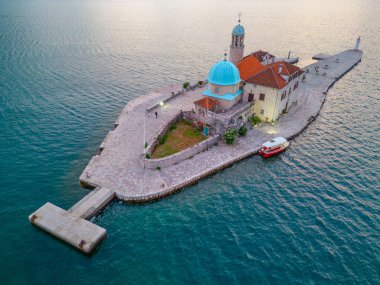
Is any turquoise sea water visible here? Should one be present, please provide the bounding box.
[0,0,379,284]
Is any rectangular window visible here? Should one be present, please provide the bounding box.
[260,109,264,114]
[248,93,254,102]
[259,93,265,101]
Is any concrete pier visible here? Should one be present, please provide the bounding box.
[68,187,115,219]
[29,49,362,253]
[29,202,107,254]
[29,187,114,253]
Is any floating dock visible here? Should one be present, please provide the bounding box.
[29,49,362,253]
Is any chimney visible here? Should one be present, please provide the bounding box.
[278,64,283,74]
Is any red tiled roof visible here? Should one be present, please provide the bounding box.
[247,61,304,89]
[194,97,219,110]
[245,50,275,62]
[247,67,287,89]
[236,55,265,81]
[265,61,303,77]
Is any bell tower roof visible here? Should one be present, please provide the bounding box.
[232,24,245,35]
[232,13,244,35]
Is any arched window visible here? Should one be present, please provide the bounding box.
[214,87,219,94]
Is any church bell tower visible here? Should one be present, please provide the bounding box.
[229,14,245,65]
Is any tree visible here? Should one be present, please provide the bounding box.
[183,82,190,89]
[238,126,247,136]
[251,115,262,127]
[223,128,237,144]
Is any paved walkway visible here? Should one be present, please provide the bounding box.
[80,49,362,202]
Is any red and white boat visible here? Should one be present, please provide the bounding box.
[259,137,289,158]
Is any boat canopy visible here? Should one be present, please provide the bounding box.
[262,137,287,148]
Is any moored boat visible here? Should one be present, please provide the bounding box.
[259,137,289,158]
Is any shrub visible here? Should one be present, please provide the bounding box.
[223,128,237,144]
[144,142,148,148]
[156,166,161,170]
[158,134,168,145]
[251,115,262,127]
[183,82,190,89]
[169,124,176,131]
[238,126,248,137]
[145,153,151,159]
[198,81,204,86]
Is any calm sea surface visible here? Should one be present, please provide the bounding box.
[0,0,379,284]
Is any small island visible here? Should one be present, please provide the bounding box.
[29,17,362,254]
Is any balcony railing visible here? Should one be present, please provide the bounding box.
[207,101,255,125]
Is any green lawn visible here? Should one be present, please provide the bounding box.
[152,119,206,159]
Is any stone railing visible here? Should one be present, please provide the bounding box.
[207,101,254,126]
[229,101,254,118]
[182,111,215,128]
[144,134,220,170]
[207,111,229,125]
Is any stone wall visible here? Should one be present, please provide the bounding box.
[144,135,220,169]
[145,112,182,157]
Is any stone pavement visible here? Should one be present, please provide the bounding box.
[79,49,362,202]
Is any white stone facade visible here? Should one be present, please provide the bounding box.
[244,76,302,122]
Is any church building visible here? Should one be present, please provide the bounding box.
[193,16,304,129]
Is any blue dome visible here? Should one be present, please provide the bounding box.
[207,60,241,86]
[232,24,245,35]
